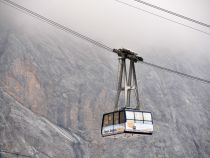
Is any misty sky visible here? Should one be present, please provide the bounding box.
[1,0,210,60]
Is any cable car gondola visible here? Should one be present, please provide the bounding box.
[101,49,153,137]
[102,108,153,137]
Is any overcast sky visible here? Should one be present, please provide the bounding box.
[1,0,210,58]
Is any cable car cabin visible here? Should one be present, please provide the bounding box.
[101,108,153,137]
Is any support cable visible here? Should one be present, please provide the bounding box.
[0,0,113,52]
[132,0,210,28]
[1,0,210,85]
[114,0,210,35]
[141,61,210,84]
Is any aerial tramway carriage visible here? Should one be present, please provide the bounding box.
[101,49,153,137]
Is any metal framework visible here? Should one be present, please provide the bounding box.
[113,49,143,110]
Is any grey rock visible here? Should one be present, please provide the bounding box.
[0,6,210,158]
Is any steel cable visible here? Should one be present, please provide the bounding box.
[133,0,210,28]
[1,0,210,85]
[114,0,210,35]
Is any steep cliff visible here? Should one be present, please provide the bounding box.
[0,3,210,158]
[0,88,90,158]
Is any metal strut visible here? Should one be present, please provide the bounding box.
[113,49,143,110]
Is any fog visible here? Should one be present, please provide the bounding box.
[1,0,210,60]
[0,1,210,157]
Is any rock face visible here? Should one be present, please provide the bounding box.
[0,88,90,158]
[1,4,210,158]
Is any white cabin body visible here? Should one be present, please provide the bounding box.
[101,108,153,137]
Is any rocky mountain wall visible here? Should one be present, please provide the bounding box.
[0,4,210,158]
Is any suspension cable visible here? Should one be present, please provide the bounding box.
[1,0,210,85]
[0,0,113,52]
[132,0,210,28]
[141,61,210,84]
[114,0,210,36]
